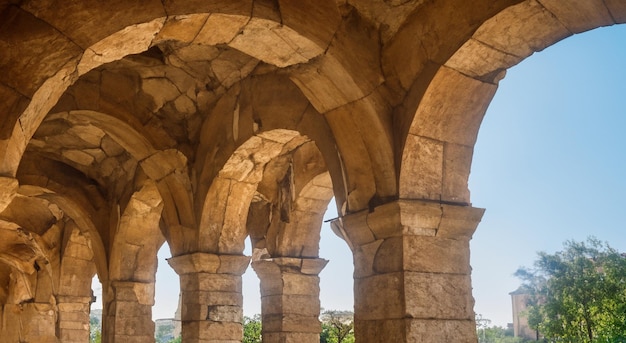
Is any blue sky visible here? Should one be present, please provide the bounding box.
[123,23,626,327]
[470,23,626,326]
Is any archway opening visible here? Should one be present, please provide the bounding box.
[90,275,103,342]
[241,197,355,339]
[154,242,181,342]
[469,24,626,330]
[241,197,356,315]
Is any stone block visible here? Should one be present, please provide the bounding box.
[445,38,520,80]
[400,134,444,200]
[354,273,403,320]
[474,0,570,58]
[111,281,155,305]
[156,13,209,43]
[207,305,243,323]
[115,314,155,336]
[58,319,89,330]
[58,308,89,320]
[262,332,321,343]
[281,273,320,296]
[371,237,403,274]
[261,294,320,316]
[195,13,248,46]
[59,328,90,342]
[110,334,156,343]
[353,239,383,278]
[180,272,242,292]
[402,236,471,274]
[438,204,485,239]
[341,210,376,247]
[184,320,243,341]
[607,0,626,23]
[300,258,328,275]
[168,253,221,274]
[262,313,321,333]
[0,177,18,212]
[406,318,477,343]
[539,0,614,33]
[442,143,473,203]
[404,272,474,320]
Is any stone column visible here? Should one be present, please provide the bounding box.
[57,295,92,343]
[252,257,328,343]
[103,280,155,343]
[1,302,58,343]
[340,200,484,343]
[168,252,250,343]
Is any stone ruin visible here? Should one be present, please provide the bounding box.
[0,0,624,342]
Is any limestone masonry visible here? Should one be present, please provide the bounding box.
[0,0,623,342]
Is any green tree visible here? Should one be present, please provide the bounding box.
[156,322,175,343]
[516,237,626,342]
[243,314,262,343]
[89,315,101,343]
[476,314,528,343]
[167,337,181,343]
[320,310,354,343]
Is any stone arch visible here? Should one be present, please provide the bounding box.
[16,155,110,282]
[0,1,338,178]
[0,182,111,342]
[104,180,164,342]
[32,110,194,254]
[198,129,309,254]
[247,159,334,343]
[259,167,334,259]
[1,2,398,218]
[108,180,164,283]
[399,0,626,202]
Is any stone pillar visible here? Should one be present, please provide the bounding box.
[103,280,155,343]
[57,295,92,343]
[340,200,484,343]
[1,302,58,343]
[168,252,250,343]
[252,257,328,343]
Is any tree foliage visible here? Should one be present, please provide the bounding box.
[476,314,528,343]
[320,310,354,343]
[90,315,101,343]
[516,237,626,342]
[243,314,262,343]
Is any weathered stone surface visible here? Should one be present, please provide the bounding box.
[539,0,615,33]
[406,318,478,343]
[2,1,624,342]
[474,0,571,59]
[0,177,19,212]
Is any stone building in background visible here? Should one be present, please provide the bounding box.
[510,287,537,340]
[0,1,624,342]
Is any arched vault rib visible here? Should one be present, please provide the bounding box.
[399,0,626,203]
[2,3,396,219]
[246,139,333,259]
[198,130,308,254]
[8,171,109,282]
[108,180,164,283]
[0,183,107,303]
[0,3,337,177]
[30,110,195,249]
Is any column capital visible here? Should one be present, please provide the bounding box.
[338,199,485,248]
[107,280,155,306]
[168,252,250,275]
[252,257,328,276]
